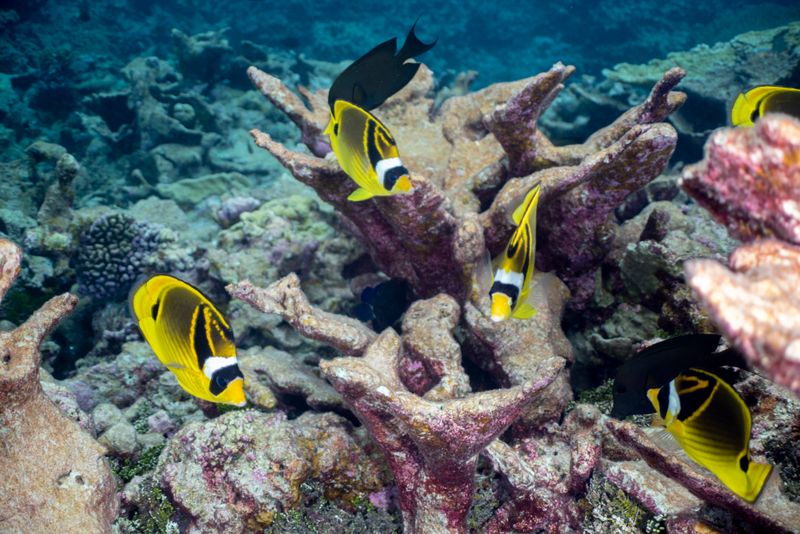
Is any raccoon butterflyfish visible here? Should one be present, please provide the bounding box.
[327,20,436,113]
[325,22,435,202]
[325,100,413,201]
[489,183,541,322]
[647,368,772,502]
[129,274,246,406]
[730,85,800,126]
[611,334,748,419]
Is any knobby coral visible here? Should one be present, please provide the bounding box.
[0,239,118,533]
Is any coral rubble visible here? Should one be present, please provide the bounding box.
[0,239,118,533]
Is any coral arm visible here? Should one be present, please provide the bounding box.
[226,274,376,356]
[246,66,330,157]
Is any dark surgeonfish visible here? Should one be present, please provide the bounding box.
[325,22,436,202]
[730,85,800,126]
[129,274,246,406]
[647,368,772,502]
[611,334,748,419]
[328,20,437,113]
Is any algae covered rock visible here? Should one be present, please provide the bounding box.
[156,410,386,533]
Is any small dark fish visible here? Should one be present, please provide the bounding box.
[328,20,436,113]
[611,334,748,419]
[352,278,410,331]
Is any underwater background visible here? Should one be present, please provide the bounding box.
[2,0,800,532]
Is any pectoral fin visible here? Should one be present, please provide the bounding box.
[512,303,538,319]
[348,187,376,202]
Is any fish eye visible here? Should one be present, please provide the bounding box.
[333,123,339,136]
[739,455,750,473]
[151,300,160,319]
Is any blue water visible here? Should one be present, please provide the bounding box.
[4,0,799,88]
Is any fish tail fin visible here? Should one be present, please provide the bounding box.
[743,461,773,502]
[398,18,437,63]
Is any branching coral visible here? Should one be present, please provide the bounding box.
[234,54,692,532]
[229,276,564,534]
[247,62,685,306]
[0,239,118,533]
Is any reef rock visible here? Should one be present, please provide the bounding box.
[0,239,118,533]
[156,410,386,533]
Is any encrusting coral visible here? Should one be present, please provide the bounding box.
[682,114,800,397]
[0,239,118,533]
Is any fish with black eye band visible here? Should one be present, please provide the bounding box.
[129,274,246,406]
[488,183,542,322]
[325,21,435,202]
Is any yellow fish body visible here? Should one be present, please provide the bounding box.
[647,368,772,502]
[731,85,800,126]
[130,274,246,406]
[324,100,412,202]
[489,183,541,322]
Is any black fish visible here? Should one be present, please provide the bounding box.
[352,278,410,332]
[328,20,436,114]
[611,334,748,419]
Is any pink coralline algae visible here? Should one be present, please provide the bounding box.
[681,114,800,245]
[682,115,800,397]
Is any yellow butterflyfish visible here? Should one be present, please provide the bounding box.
[647,368,772,502]
[730,85,800,126]
[489,183,541,322]
[129,274,246,406]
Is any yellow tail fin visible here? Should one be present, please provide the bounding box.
[348,187,376,202]
[742,461,773,503]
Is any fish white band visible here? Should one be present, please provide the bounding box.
[494,269,524,290]
[203,356,239,380]
[375,157,403,188]
[667,379,681,420]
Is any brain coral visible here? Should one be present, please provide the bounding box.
[75,213,163,300]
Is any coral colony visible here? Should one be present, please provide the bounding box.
[1,3,800,533]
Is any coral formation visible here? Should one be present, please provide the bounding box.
[248,61,684,307]
[681,114,800,397]
[230,276,565,533]
[75,213,164,299]
[0,239,118,533]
